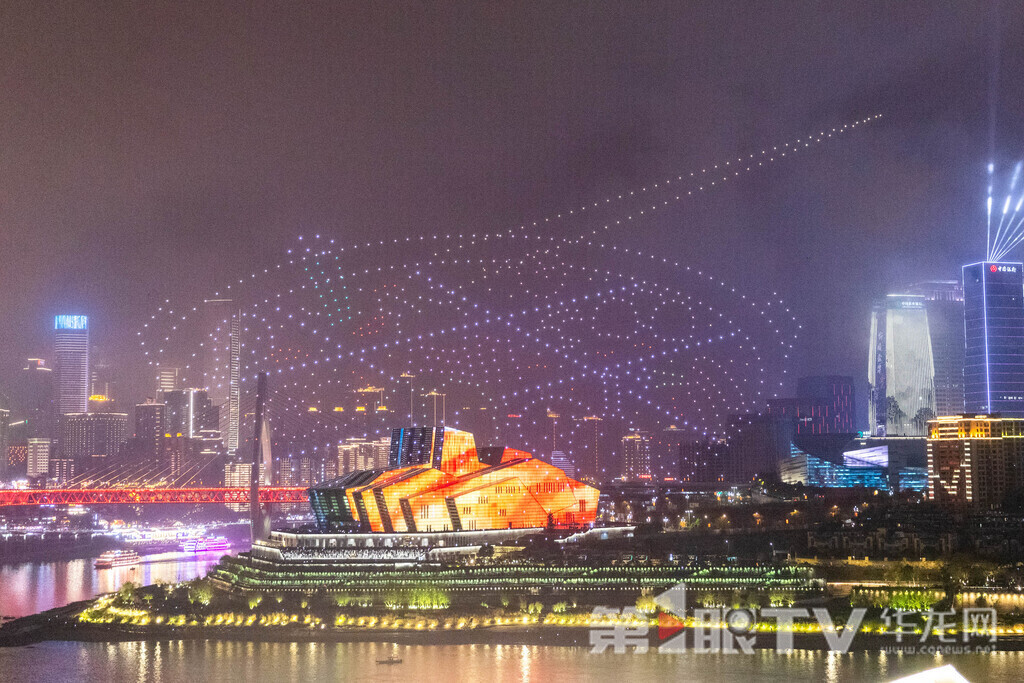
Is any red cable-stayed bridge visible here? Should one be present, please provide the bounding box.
[0,487,308,507]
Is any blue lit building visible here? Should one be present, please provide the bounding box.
[779,444,888,489]
[778,442,925,493]
[962,262,1024,418]
[54,315,89,415]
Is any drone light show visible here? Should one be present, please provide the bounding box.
[138,116,880,474]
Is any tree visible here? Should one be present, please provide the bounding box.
[477,544,495,559]
[117,581,138,605]
[187,578,214,606]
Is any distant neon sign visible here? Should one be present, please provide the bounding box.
[54,315,88,330]
[990,264,1018,273]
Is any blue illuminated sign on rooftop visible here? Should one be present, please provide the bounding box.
[54,315,88,330]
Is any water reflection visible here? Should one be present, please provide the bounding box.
[0,552,222,617]
[0,641,1022,683]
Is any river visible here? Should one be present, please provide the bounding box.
[1,555,1020,681]
[0,640,1021,682]
[0,552,223,618]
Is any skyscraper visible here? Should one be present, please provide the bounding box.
[134,400,165,463]
[202,299,240,454]
[620,430,651,480]
[53,315,89,415]
[162,389,215,439]
[795,376,855,434]
[868,295,936,436]
[579,415,603,481]
[19,358,53,438]
[962,262,1024,418]
[907,280,965,416]
[0,407,9,481]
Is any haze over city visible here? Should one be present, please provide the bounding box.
[4,4,1024,682]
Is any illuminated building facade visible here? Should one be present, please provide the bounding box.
[779,444,888,490]
[794,376,855,434]
[27,438,50,479]
[308,427,599,533]
[59,412,128,468]
[54,315,89,415]
[868,295,936,436]
[156,367,181,394]
[224,461,252,512]
[338,437,390,474]
[388,427,444,468]
[620,430,652,481]
[907,280,965,415]
[927,414,1024,508]
[202,299,240,454]
[963,262,1024,418]
[162,389,215,439]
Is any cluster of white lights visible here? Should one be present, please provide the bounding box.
[136,115,880,471]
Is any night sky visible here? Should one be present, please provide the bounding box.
[3,2,1024,424]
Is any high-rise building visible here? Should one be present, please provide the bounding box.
[26,438,50,479]
[620,430,651,480]
[59,412,128,469]
[723,413,794,483]
[794,376,855,434]
[19,358,53,438]
[0,408,9,481]
[963,262,1024,418]
[90,358,115,403]
[927,414,1024,508]
[907,280,965,416]
[156,367,182,394]
[549,450,575,478]
[163,434,191,478]
[579,415,603,481]
[650,426,687,480]
[868,295,936,436]
[53,315,89,415]
[134,400,165,463]
[202,299,240,454]
[338,437,391,474]
[50,456,75,483]
[224,461,252,512]
[162,389,215,439]
[679,438,728,483]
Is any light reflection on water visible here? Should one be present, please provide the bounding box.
[2,556,1022,681]
[0,553,223,618]
[0,641,1021,683]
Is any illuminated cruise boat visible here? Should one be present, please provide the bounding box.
[182,537,231,553]
[94,550,141,569]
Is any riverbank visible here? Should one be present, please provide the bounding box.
[4,600,1022,653]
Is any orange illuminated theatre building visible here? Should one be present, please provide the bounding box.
[308,427,599,533]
